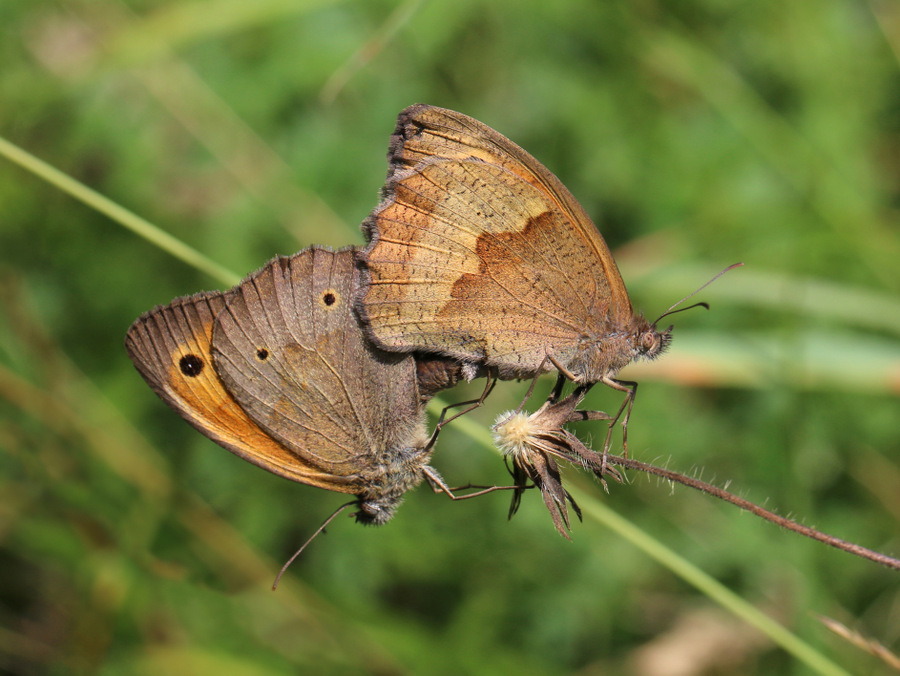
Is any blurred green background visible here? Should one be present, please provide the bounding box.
[2,1,899,674]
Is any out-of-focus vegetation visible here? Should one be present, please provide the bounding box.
[1,1,899,674]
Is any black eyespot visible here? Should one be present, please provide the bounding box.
[256,348,269,361]
[323,292,336,306]
[179,354,205,377]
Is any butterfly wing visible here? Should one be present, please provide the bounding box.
[379,104,629,311]
[359,105,634,379]
[211,246,427,482]
[125,291,352,491]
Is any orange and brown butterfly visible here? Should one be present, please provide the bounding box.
[126,246,461,525]
[355,105,672,437]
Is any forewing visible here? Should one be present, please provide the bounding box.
[369,104,632,323]
[361,157,617,378]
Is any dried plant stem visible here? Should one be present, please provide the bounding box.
[605,454,900,571]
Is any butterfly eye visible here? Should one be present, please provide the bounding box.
[641,331,658,352]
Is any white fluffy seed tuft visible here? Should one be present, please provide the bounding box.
[492,410,536,461]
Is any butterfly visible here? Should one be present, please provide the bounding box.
[126,246,461,525]
[356,105,674,450]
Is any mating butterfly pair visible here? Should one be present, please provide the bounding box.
[127,105,673,545]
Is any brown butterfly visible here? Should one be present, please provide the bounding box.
[356,104,675,449]
[126,246,462,525]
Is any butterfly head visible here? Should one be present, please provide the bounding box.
[354,497,400,526]
[635,262,741,363]
[635,320,672,362]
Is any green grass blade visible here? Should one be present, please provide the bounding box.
[575,492,851,676]
[0,135,239,287]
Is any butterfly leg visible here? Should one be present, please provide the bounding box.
[425,466,575,538]
[546,355,614,446]
[424,370,498,451]
[547,352,580,382]
[599,376,638,454]
[422,467,521,500]
[546,371,568,404]
[540,382,619,482]
[587,377,637,481]
[524,355,567,406]
[558,382,607,422]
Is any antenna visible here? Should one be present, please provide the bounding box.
[652,262,743,327]
[272,500,355,590]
